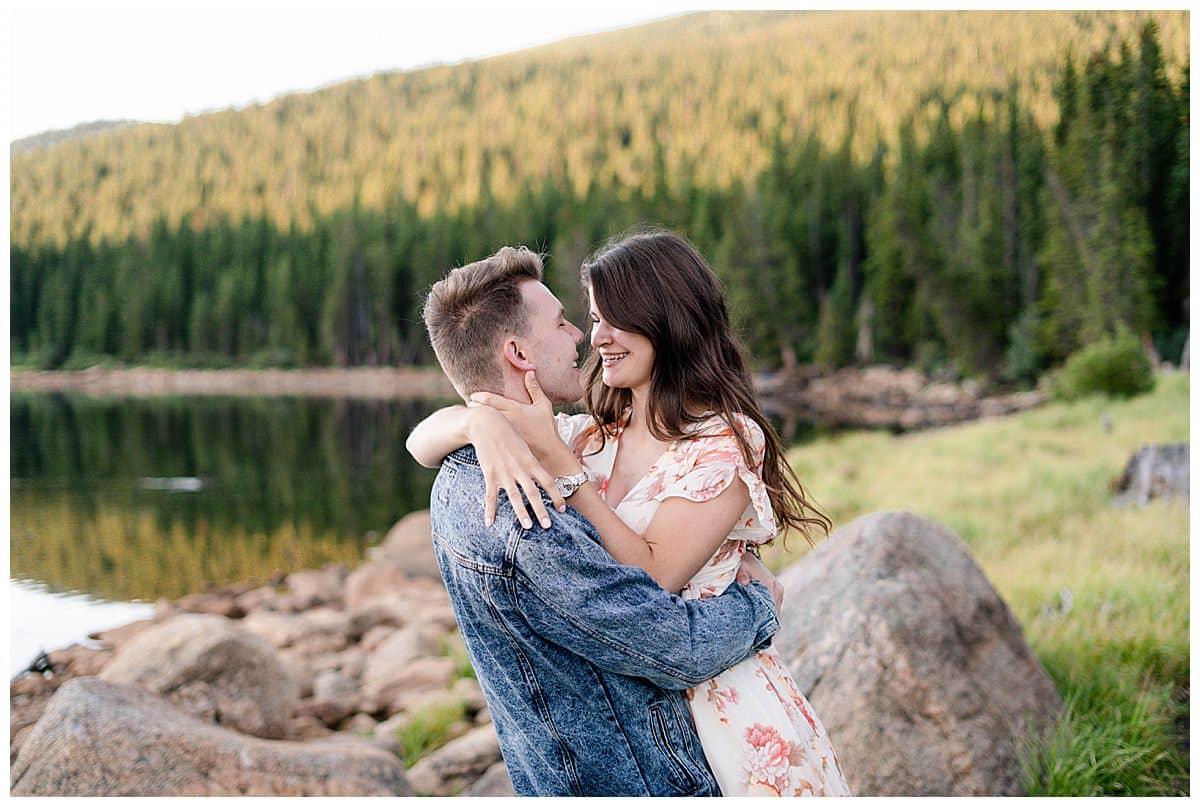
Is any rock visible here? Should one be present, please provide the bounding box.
[372,510,441,580]
[360,624,444,695]
[176,590,242,619]
[443,719,473,743]
[360,625,399,653]
[344,560,412,611]
[240,610,305,648]
[296,695,358,728]
[240,606,352,656]
[363,657,459,717]
[235,585,283,614]
[154,597,180,619]
[756,364,1046,431]
[308,646,367,681]
[11,672,55,699]
[11,678,412,796]
[406,724,503,796]
[99,613,299,739]
[10,679,52,762]
[11,724,36,764]
[350,602,409,638]
[340,712,379,735]
[408,600,459,632]
[46,644,112,678]
[90,618,160,648]
[278,650,315,699]
[289,608,354,657]
[285,565,347,610]
[451,676,488,714]
[288,713,335,740]
[1111,443,1189,506]
[373,713,407,758]
[465,761,516,796]
[314,669,358,701]
[774,511,1062,796]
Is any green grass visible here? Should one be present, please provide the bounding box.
[396,695,472,768]
[772,371,1189,795]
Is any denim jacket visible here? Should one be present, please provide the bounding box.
[429,447,780,796]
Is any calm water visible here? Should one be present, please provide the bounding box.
[9,391,825,677]
[9,392,448,676]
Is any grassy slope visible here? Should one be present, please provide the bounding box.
[770,371,1189,795]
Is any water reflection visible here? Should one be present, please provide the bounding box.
[10,393,448,603]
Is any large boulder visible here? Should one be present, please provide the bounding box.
[1111,443,1189,507]
[405,723,504,796]
[371,510,441,580]
[774,511,1062,796]
[11,678,412,796]
[99,613,298,739]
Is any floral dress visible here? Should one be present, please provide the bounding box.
[555,411,852,797]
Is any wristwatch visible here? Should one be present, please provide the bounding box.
[554,471,590,499]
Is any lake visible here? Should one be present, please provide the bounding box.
[9,392,452,677]
[9,391,826,677]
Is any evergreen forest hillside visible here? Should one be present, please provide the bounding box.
[10,10,1190,380]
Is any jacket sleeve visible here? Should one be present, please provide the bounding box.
[511,510,780,690]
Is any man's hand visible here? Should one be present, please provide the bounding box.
[735,550,784,613]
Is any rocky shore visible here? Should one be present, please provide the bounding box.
[11,510,1065,796]
[11,510,512,796]
[12,364,1045,431]
[757,364,1047,430]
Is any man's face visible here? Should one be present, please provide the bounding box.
[517,280,585,405]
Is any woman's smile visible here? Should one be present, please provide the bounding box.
[600,351,629,367]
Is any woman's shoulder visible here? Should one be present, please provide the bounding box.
[686,412,765,445]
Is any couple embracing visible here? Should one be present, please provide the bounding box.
[407,229,851,797]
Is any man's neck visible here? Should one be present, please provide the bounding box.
[501,371,534,405]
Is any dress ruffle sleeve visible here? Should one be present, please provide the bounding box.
[554,412,596,453]
[653,414,777,543]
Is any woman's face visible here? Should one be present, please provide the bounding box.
[588,287,655,395]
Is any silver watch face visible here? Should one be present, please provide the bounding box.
[556,473,586,498]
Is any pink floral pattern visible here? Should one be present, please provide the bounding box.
[554,412,852,797]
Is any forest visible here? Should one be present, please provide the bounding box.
[9,11,1190,383]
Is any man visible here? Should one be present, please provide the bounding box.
[410,246,783,796]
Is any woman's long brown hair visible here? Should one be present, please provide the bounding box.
[579,228,832,547]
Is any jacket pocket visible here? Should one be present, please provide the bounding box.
[648,700,710,795]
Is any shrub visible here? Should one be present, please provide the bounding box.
[1048,328,1155,402]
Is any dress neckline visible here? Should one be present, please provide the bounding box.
[604,409,676,511]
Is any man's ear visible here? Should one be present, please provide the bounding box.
[501,338,535,372]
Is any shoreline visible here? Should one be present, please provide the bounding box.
[10,366,458,400]
[11,363,1052,429]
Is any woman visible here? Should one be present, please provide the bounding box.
[409,230,850,796]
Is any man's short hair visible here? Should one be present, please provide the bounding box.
[423,246,544,397]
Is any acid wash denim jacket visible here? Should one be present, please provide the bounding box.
[429,447,781,796]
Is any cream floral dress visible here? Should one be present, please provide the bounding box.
[555,411,852,797]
